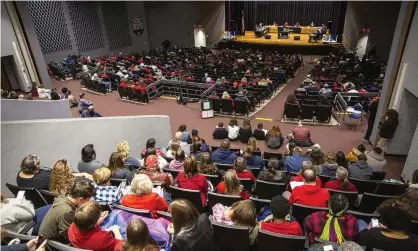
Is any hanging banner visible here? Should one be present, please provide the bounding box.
[132,17,145,37]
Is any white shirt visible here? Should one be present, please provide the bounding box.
[228,125,239,139]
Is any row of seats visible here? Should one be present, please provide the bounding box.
[117,86,149,103]
[283,103,333,122]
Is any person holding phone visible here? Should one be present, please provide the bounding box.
[0,231,47,251]
[359,205,418,251]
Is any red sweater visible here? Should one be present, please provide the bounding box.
[68,224,121,251]
[121,193,168,218]
[261,221,303,236]
[177,173,208,206]
[236,170,256,182]
[289,185,330,207]
[290,175,322,188]
[324,180,357,192]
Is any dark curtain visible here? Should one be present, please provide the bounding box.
[226,1,347,33]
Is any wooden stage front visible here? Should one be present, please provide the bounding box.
[219,31,344,55]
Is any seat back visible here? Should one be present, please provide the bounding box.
[111,204,153,218]
[318,175,333,185]
[39,190,59,204]
[212,221,250,251]
[109,178,126,187]
[371,171,386,181]
[215,163,233,171]
[234,99,248,116]
[263,151,283,160]
[204,174,221,187]
[292,203,328,226]
[125,87,135,100]
[117,86,127,98]
[6,183,47,209]
[157,211,172,221]
[47,240,93,251]
[221,99,234,113]
[284,103,300,119]
[346,210,379,224]
[258,229,306,251]
[256,180,286,199]
[301,104,315,120]
[250,197,271,214]
[348,178,378,194]
[411,220,418,235]
[162,167,182,179]
[327,189,358,208]
[303,99,317,105]
[358,193,395,213]
[375,182,408,196]
[315,105,332,122]
[238,178,253,192]
[169,186,204,213]
[211,98,221,112]
[208,192,241,214]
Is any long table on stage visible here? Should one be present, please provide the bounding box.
[265,26,320,34]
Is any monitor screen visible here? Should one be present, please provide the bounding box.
[201,100,213,111]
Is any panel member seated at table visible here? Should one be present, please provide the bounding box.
[294,22,300,28]
[283,22,289,28]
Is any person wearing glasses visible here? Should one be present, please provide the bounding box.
[16,155,51,190]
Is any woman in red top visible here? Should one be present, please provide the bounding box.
[176,157,208,206]
[233,157,256,182]
[121,174,168,218]
[324,167,357,192]
[68,201,123,251]
[216,170,250,199]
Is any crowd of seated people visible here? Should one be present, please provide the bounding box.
[4,120,418,251]
[287,51,384,119]
[76,47,302,108]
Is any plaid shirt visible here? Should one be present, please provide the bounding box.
[305,211,359,244]
[92,185,122,205]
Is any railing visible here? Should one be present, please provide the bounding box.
[146,80,214,102]
[334,92,379,125]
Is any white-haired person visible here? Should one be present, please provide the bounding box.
[81,106,102,118]
[116,140,141,168]
[121,174,168,218]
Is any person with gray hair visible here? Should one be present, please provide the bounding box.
[338,241,364,251]
[121,174,168,218]
[288,168,330,207]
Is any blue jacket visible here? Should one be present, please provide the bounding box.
[284,154,308,173]
[245,155,265,170]
[212,149,238,164]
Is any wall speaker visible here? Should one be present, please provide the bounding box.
[264,35,271,39]
[294,36,300,40]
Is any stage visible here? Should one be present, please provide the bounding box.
[219,31,344,55]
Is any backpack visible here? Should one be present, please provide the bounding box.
[257,206,272,222]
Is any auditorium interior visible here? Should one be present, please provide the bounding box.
[1,1,418,250]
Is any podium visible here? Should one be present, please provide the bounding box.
[201,100,214,119]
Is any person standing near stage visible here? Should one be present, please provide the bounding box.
[363,96,379,144]
[377,109,399,153]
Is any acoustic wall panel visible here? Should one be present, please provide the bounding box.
[67,2,104,52]
[102,2,132,50]
[27,1,72,54]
